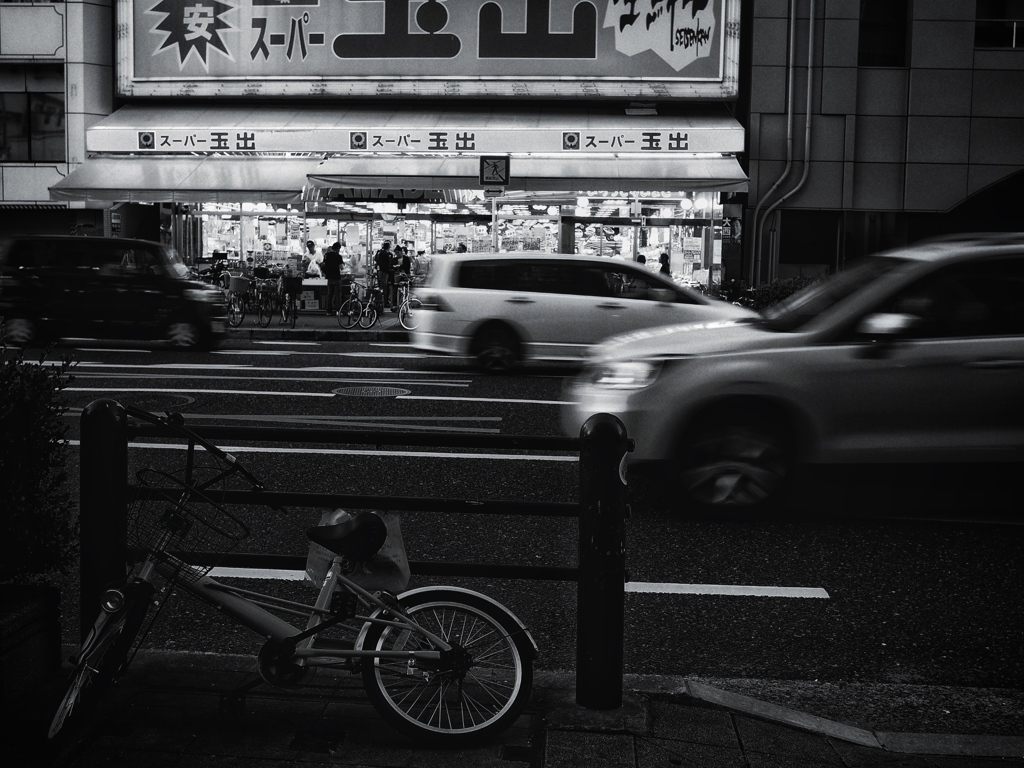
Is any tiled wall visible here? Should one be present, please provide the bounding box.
[749,0,1024,215]
[0,0,111,204]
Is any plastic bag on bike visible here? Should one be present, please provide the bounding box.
[305,508,410,594]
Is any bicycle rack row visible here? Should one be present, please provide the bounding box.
[79,399,633,710]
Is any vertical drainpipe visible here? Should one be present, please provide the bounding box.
[759,0,817,284]
[751,0,798,287]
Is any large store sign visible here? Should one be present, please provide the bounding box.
[116,0,739,99]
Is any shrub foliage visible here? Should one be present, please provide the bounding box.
[0,346,77,581]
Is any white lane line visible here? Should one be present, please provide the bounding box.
[66,387,334,397]
[626,583,830,598]
[398,395,569,405]
[207,569,828,600]
[69,441,577,461]
[70,347,153,353]
[73,373,470,388]
[74,362,468,376]
[253,341,320,346]
[211,568,307,580]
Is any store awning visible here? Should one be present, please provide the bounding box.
[53,105,748,201]
[50,156,319,204]
[307,154,747,194]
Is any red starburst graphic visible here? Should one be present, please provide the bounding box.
[148,0,235,69]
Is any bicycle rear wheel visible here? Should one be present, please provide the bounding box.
[48,582,153,739]
[360,587,533,746]
[398,297,422,330]
[337,297,362,329]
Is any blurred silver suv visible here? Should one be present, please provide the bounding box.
[562,234,1024,511]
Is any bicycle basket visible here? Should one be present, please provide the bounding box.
[128,469,250,585]
[228,275,250,293]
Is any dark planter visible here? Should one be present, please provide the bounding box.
[0,584,62,716]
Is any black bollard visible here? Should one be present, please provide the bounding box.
[79,399,128,641]
[575,413,631,710]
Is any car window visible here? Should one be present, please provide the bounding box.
[457,260,591,295]
[874,256,1024,338]
[763,256,907,331]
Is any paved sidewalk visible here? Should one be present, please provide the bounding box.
[12,650,1024,768]
[228,308,409,343]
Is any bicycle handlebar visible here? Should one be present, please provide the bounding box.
[124,406,267,493]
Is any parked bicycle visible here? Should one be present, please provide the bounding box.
[49,406,536,746]
[395,273,423,331]
[254,277,279,328]
[227,274,251,328]
[337,276,385,330]
[279,274,301,329]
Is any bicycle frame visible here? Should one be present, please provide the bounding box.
[141,548,450,668]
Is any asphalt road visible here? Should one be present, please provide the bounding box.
[50,336,1024,690]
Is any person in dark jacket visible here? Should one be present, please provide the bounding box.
[321,242,344,315]
[659,252,671,275]
[374,241,396,310]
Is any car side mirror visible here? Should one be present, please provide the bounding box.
[650,287,675,303]
[856,312,919,337]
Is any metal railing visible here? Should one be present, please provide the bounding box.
[79,398,633,709]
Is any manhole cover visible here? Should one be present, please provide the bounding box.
[333,386,411,398]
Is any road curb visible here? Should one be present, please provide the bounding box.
[227,328,407,343]
[683,679,1024,758]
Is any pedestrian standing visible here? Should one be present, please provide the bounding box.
[659,252,671,276]
[321,242,343,315]
[374,240,396,310]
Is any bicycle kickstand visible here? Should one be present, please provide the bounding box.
[219,676,266,715]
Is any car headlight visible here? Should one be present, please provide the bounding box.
[587,360,663,389]
[185,288,222,303]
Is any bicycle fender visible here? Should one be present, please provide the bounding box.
[354,585,539,660]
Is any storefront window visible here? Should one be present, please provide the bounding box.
[0,65,65,162]
[975,0,1024,48]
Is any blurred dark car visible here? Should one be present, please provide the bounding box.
[0,235,227,349]
[562,233,1024,512]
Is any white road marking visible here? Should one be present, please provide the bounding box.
[70,347,152,353]
[206,568,828,601]
[625,582,830,598]
[253,341,320,346]
[67,387,334,397]
[210,568,308,580]
[74,373,470,388]
[74,362,468,376]
[212,352,290,358]
[398,395,569,405]
[68,441,577,461]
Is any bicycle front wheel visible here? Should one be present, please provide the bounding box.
[227,293,245,328]
[358,303,378,329]
[337,297,362,329]
[398,297,422,331]
[360,588,533,746]
[48,584,153,739]
[257,293,273,327]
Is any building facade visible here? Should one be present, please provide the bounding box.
[2,0,1023,286]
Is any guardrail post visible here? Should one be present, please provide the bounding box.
[575,413,630,709]
[79,399,128,641]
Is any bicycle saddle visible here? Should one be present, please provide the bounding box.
[306,511,388,562]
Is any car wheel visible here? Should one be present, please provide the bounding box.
[167,321,201,348]
[472,325,520,372]
[676,411,794,513]
[2,317,37,346]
